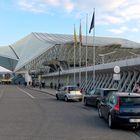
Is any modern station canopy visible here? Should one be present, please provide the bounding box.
[0,32,140,73]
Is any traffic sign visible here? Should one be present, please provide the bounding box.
[113,74,120,81]
[114,66,120,73]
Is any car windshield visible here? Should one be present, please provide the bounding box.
[68,87,79,91]
[120,97,140,106]
[89,89,96,94]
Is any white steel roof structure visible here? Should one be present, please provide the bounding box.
[0,32,140,72]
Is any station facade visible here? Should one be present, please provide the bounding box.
[0,32,140,90]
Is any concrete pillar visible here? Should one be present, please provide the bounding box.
[25,71,32,86]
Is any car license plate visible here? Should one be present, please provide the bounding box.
[129,119,140,123]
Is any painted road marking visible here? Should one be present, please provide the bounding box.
[17,87,35,99]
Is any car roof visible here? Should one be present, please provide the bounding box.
[64,85,78,88]
[113,92,140,97]
[96,88,118,91]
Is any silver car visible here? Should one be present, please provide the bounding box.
[56,85,83,102]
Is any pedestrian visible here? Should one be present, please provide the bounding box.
[55,84,57,89]
[77,83,79,87]
[58,83,61,89]
[133,82,140,93]
[50,82,53,88]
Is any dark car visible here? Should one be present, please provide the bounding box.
[83,88,117,108]
[98,92,140,129]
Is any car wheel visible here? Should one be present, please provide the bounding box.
[132,124,140,130]
[56,94,59,100]
[64,96,68,102]
[108,114,114,129]
[98,107,103,118]
[84,98,87,106]
[79,99,82,102]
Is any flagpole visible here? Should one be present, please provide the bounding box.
[74,42,76,85]
[93,8,95,87]
[79,19,82,85]
[74,24,76,85]
[79,40,81,85]
[85,14,88,89]
[89,9,95,89]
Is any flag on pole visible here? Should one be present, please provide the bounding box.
[74,25,78,47]
[79,20,82,84]
[79,20,82,45]
[73,25,76,85]
[89,11,95,33]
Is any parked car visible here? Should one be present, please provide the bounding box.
[83,88,117,108]
[56,85,83,102]
[98,92,140,129]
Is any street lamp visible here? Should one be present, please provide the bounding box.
[58,66,61,89]
[38,68,44,88]
[55,58,61,89]
[98,51,116,64]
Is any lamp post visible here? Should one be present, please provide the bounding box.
[58,66,61,89]
[55,58,61,89]
[39,68,44,89]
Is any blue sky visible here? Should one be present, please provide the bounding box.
[0,0,140,45]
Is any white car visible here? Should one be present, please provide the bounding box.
[56,85,83,102]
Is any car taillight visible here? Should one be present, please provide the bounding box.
[114,97,120,112]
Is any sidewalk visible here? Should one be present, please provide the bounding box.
[29,87,57,97]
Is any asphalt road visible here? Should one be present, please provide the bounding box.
[0,85,139,140]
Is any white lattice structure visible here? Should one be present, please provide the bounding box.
[0,32,140,90]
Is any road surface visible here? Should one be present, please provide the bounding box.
[0,85,139,140]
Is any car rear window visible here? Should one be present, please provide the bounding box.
[68,87,79,91]
[103,90,116,97]
[120,97,140,106]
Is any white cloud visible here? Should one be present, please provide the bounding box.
[109,26,128,34]
[17,0,74,13]
[108,26,139,34]
[63,0,74,13]
[103,15,123,24]
[114,1,140,21]
[109,29,124,34]
[70,0,140,26]
[16,0,140,31]
[43,0,60,6]
[108,0,127,9]
[17,0,48,13]
[131,28,139,32]
[16,0,140,22]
